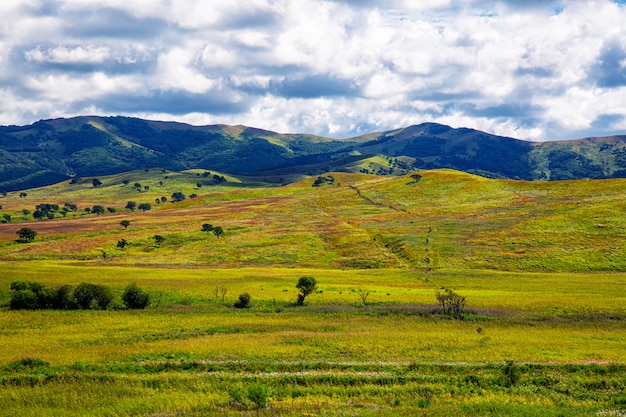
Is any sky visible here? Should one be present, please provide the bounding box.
[1,0,626,141]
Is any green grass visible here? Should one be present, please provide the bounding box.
[0,169,625,416]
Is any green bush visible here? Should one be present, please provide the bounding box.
[233,293,252,309]
[73,283,114,310]
[247,383,269,409]
[122,283,150,309]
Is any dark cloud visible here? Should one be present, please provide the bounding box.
[269,74,360,99]
[591,40,626,88]
[63,8,170,39]
[92,90,251,115]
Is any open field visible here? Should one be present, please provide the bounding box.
[0,170,625,416]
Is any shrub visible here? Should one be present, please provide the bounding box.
[9,281,54,310]
[234,293,252,309]
[247,383,269,409]
[296,276,318,306]
[122,283,150,309]
[73,283,114,310]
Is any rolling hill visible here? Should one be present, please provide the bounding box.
[2,115,626,191]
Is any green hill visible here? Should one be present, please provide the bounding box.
[1,169,625,273]
[2,116,626,191]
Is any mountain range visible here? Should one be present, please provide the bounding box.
[1,115,626,191]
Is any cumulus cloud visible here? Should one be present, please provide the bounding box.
[1,0,626,140]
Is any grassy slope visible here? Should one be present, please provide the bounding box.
[0,170,625,416]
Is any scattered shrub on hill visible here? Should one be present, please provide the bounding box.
[138,202,151,211]
[122,283,150,309]
[153,235,165,247]
[312,175,335,187]
[92,178,102,187]
[91,205,105,215]
[120,220,130,229]
[16,227,37,242]
[125,201,136,211]
[117,239,129,250]
[296,276,318,306]
[171,192,186,202]
[201,223,214,232]
[234,293,252,309]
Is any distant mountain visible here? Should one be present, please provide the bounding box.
[1,116,626,191]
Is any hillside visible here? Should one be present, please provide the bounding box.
[2,116,626,191]
[1,169,625,273]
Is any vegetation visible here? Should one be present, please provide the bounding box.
[0,168,624,416]
[16,227,36,242]
[296,276,318,306]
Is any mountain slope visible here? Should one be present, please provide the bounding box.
[2,116,626,191]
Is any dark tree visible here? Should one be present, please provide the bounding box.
[171,192,186,202]
[91,205,105,215]
[122,283,150,309]
[153,235,165,247]
[137,203,151,211]
[120,220,130,229]
[213,226,224,237]
[125,201,137,211]
[73,282,113,310]
[296,276,318,306]
[201,223,214,232]
[16,227,37,242]
[117,238,129,250]
[92,178,102,187]
[234,293,252,309]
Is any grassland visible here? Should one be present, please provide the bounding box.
[0,169,625,416]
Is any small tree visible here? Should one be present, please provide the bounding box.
[92,178,102,187]
[125,201,137,211]
[171,192,186,202]
[16,227,37,242]
[120,220,130,229]
[117,238,129,250]
[247,383,270,409]
[91,205,105,215]
[212,226,224,237]
[201,223,214,232]
[122,283,150,309]
[153,235,165,247]
[73,282,113,310]
[436,288,466,319]
[357,288,370,306]
[234,293,252,309]
[296,276,317,306]
[138,203,151,211]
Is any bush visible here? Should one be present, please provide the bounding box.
[122,283,150,309]
[9,281,54,310]
[234,293,252,309]
[247,383,269,409]
[73,283,114,310]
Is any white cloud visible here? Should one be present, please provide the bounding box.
[1,0,626,141]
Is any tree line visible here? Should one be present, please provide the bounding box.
[9,281,150,310]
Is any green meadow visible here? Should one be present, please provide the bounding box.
[0,169,624,416]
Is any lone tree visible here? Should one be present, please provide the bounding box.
[92,178,102,187]
[125,201,137,211]
[138,202,151,211]
[16,227,37,242]
[153,235,165,247]
[296,276,318,306]
[122,283,150,309]
[212,226,224,237]
[201,223,214,232]
[120,220,130,229]
[117,238,129,250]
[436,288,466,319]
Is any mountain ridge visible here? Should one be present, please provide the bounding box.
[1,115,626,191]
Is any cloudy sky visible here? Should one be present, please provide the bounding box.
[1,0,626,140]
